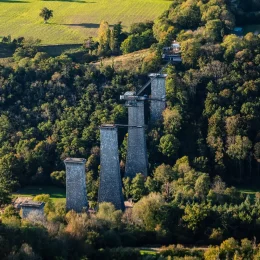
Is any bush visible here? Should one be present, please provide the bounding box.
[50,171,65,187]
[33,194,55,215]
[97,202,123,228]
[209,228,223,244]
[220,237,239,257]
[2,205,20,219]
[34,52,49,62]
[141,51,161,74]
[204,247,220,260]
[160,245,203,258]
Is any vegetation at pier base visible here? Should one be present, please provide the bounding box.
[1,0,260,258]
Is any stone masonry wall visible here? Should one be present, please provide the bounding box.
[21,206,44,219]
[125,101,148,179]
[149,74,167,122]
[64,158,88,212]
[99,126,125,211]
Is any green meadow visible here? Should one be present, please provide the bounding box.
[13,185,66,202]
[0,0,171,45]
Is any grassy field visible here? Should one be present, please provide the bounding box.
[0,0,171,45]
[236,183,260,201]
[238,188,259,195]
[140,249,157,255]
[13,185,66,202]
[238,186,260,197]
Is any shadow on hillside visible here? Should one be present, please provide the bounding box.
[0,0,29,2]
[0,43,14,58]
[63,23,118,28]
[63,23,100,28]
[42,0,95,2]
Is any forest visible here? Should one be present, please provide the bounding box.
[1,0,260,259]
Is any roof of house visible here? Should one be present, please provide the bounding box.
[14,197,45,209]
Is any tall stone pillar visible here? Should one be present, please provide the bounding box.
[99,125,125,211]
[64,158,87,212]
[149,73,167,122]
[125,101,148,179]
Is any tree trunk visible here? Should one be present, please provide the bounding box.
[257,162,260,177]
[239,160,242,182]
[248,154,252,180]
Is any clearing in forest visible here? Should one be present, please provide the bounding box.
[0,0,170,45]
[92,49,150,72]
[13,185,66,202]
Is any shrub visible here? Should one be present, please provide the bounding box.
[50,171,65,187]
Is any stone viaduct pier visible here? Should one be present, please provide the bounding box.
[124,94,148,179]
[64,71,169,212]
[64,158,88,212]
[148,73,167,122]
[98,124,125,211]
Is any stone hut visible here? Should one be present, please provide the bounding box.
[14,198,45,219]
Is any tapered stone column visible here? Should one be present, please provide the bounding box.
[149,73,167,122]
[125,101,148,179]
[64,158,87,212]
[99,125,125,211]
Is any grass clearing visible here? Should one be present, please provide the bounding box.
[13,185,66,202]
[92,48,150,72]
[140,249,158,255]
[0,0,171,45]
[237,184,260,200]
[238,188,258,195]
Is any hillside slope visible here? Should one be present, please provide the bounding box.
[92,49,150,72]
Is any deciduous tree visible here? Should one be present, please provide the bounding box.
[39,7,53,23]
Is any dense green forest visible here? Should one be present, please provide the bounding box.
[1,0,260,259]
